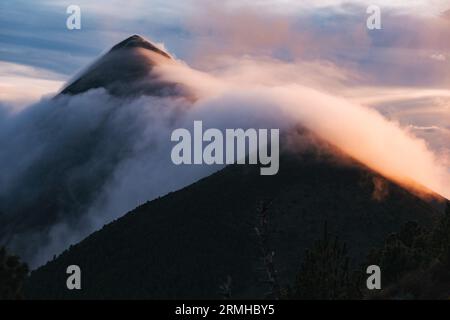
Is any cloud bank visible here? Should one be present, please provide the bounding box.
[156,59,450,198]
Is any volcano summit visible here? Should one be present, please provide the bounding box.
[60,35,181,97]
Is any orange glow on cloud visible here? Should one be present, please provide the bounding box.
[156,57,450,200]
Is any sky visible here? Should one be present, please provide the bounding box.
[1,0,449,74]
[1,0,449,158]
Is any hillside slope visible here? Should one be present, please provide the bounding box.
[26,143,446,299]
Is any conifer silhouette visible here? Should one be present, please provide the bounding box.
[287,222,360,299]
[0,246,29,299]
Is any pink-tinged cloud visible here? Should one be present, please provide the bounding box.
[156,57,450,199]
[0,62,64,111]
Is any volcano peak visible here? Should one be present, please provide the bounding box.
[110,34,171,59]
[59,34,178,96]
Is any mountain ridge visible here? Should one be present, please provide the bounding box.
[25,136,447,299]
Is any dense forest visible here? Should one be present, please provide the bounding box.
[2,202,449,299]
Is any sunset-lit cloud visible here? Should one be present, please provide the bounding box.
[155,59,450,199]
[0,61,64,111]
[2,4,450,184]
[1,0,449,178]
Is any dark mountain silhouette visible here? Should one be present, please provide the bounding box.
[60,35,184,97]
[25,135,447,299]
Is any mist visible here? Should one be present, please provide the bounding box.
[156,59,450,197]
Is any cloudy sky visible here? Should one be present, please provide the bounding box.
[1,0,449,158]
[0,0,448,143]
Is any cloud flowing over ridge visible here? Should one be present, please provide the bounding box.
[156,58,450,199]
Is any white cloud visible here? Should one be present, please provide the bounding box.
[430,53,447,61]
[0,62,65,111]
[226,0,450,16]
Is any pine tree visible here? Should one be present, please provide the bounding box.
[431,200,450,265]
[0,246,29,300]
[287,222,361,299]
[366,221,431,286]
[254,200,281,299]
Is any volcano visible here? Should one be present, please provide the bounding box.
[1,35,447,299]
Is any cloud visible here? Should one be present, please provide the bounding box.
[224,0,450,16]
[2,0,450,76]
[0,0,191,74]
[156,58,450,200]
[0,88,212,267]
[179,1,450,89]
[409,125,442,131]
[430,53,447,61]
[0,62,64,111]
